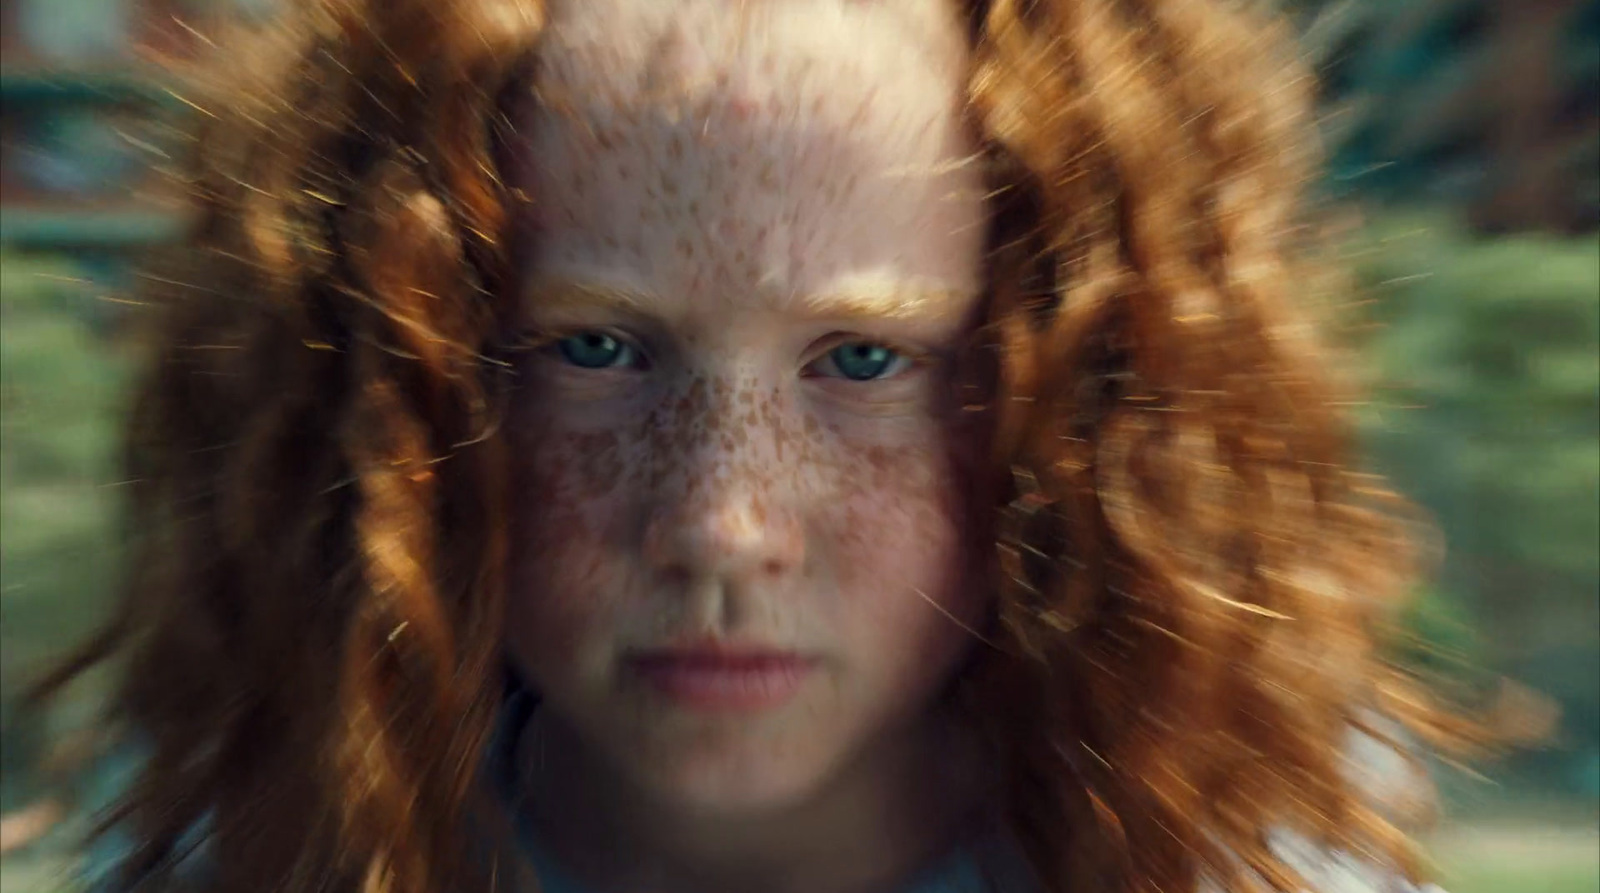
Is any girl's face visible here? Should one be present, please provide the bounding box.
[505,0,989,813]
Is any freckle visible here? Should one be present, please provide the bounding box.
[727,95,756,121]
[685,377,708,413]
[866,444,892,475]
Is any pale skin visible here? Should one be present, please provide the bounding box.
[502,2,997,891]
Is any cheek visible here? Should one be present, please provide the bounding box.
[819,425,987,671]
[505,423,633,667]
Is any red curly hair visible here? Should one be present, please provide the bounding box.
[34,0,1461,890]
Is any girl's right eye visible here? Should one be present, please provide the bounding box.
[553,332,644,370]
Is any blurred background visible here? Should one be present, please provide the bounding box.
[0,0,1595,891]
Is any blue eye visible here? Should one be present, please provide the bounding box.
[822,342,906,381]
[555,332,639,369]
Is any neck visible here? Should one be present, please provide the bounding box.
[513,707,994,893]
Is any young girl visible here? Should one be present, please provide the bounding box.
[42,0,1459,890]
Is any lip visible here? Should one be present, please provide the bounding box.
[626,643,819,712]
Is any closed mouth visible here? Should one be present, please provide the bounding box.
[625,645,819,711]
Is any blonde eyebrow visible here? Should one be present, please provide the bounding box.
[524,280,654,315]
[522,277,969,323]
[790,285,969,322]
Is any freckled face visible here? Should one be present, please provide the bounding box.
[504,0,990,812]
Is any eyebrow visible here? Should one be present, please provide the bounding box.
[522,277,969,323]
[522,280,654,318]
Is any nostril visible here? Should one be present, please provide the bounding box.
[761,559,785,578]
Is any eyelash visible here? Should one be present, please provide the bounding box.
[554,331,648,371]
[803,339,919,382]
[513,328,646,369]
[518,329,924,382]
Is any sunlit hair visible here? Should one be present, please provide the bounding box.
[34,0,1461,890]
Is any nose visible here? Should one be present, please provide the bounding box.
[640,377,807,594]
[643,485,806,587]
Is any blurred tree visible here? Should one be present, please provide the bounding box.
[0,252,129,812]
[1294,0,1599,233]
[1349,211,1600,795]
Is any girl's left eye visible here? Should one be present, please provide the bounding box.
[809,341,912,382]
[553,332,643,370]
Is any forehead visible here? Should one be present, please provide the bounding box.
[513,0,986,323]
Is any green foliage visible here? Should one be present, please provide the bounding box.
[0,255,129,656]
[1295,0,1599,231]
[1429,821,1600,893]
[1354,213,1599,580]
[1446,860,1599,893]
[0,252,129,810]
[1394,585,1482,674]
[1349,210,1600,793]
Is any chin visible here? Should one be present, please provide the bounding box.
[622,728,848,816]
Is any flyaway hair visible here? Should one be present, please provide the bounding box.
[32,1,1463,891]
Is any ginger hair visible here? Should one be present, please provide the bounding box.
[35,0,1456,890]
